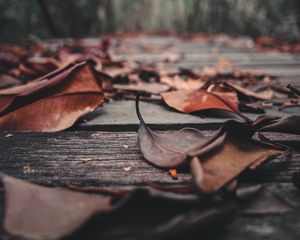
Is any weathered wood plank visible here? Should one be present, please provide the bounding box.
[77,100,299,130]
[0,131,299,186]
[114,53,300,67]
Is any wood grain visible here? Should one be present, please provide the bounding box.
[78,100,299,130]
[0,131,299,187]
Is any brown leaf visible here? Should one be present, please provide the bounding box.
[161,89,239,114]
[68,184,130,197]
[160,75,206,90]
[205,82,239,104]
[136,94,206,168]
[190,121,287,193]
[259,115,300,135]
[3,176,111,240]
[168,169,178,179]
[0,92,105,131]
[0,80,48,113]
[0,61,102,115]
[0,74,22,89]
[225,82,274,100]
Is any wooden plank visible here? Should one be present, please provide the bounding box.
[114,53,300,65]
[77,100,298,130]
[0,131,299,186]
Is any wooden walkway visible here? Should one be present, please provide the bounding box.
[0,36,300,239]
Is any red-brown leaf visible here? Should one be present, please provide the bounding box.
[161,89,239,114]
[0,61,102,115]
[189,121,287,192]
[0,92,105,131]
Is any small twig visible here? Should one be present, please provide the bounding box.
[287,84,300,97]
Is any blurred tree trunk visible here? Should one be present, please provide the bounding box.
[292,0,300,36]
[36,0,59,37]
[187,0,201,33]
[97,0,115,33]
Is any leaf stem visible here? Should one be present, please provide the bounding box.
[135,92,145,124]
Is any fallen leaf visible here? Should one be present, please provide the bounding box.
[136,93,206,168]
[3,176,111,240]
[161,89,239,114]
[168,169,178,179]
[68,184,130,197]
[225,82,274,100]
[0,92,105,131]
[0,74,22,89]
[0,61,102,115]
[259,115,300,135]
[189,121,287,192]
[160,75,206,90]
[205,82,239,104]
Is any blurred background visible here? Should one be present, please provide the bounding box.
[1,0,300,43]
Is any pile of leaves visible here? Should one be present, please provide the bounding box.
[0,37,299,131]
[0,36,300,239]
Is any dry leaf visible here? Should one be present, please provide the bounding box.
[161,89,239,114]
[0,61,102,115]
[0,92,105,131]
[225,82,274,100]
[168,169,178,179]
[0,74,22,89]
[160,75,206,90]
[136,94,206,168]
[259,115,300,135]
[189,121,287,192]
[3,176,111,240]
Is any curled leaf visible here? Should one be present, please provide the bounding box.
[0,61,102,115]
[259,115,300,135]
[136,93,206,168]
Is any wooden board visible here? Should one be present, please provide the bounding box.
[0,131,299,187]
[78,100,299,130]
